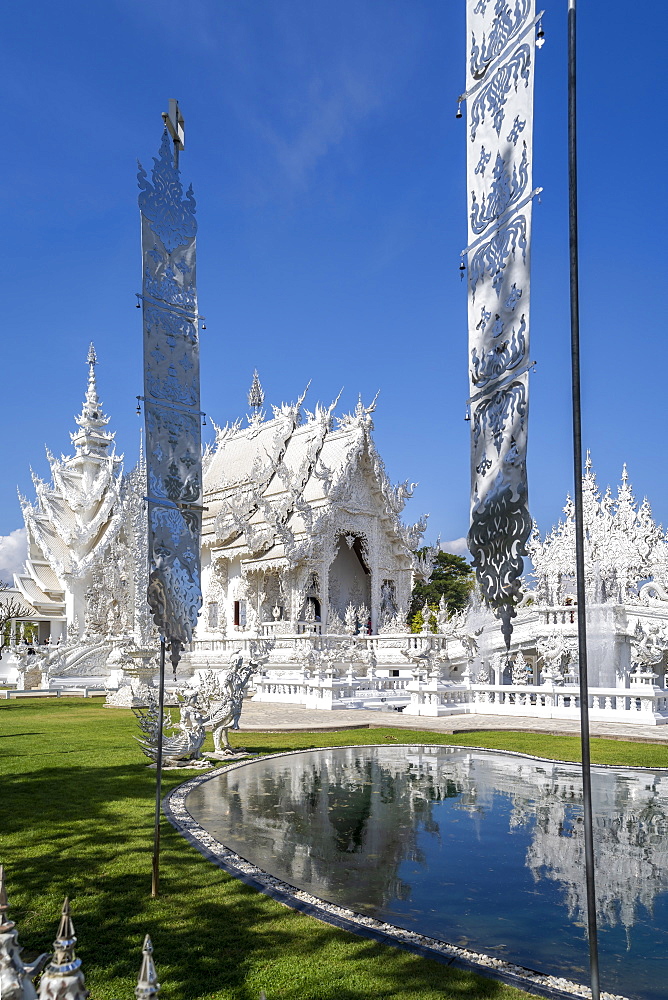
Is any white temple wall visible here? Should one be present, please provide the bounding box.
[227,556,245,632]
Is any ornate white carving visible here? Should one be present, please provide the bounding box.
[536,632,577,684]
[528,459,668,605]
[465,0,538,645]
[511,650,531,685]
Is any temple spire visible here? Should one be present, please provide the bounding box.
[70,342,116,461]
[248,370,264,411]
[247,370,265,424]
[87,342,97,390]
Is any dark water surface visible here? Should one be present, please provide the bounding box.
[185,746,668,1000]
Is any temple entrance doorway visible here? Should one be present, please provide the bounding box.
[328,533,371,621]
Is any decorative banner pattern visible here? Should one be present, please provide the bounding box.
[138,130,203,669]
[463,0,541,646]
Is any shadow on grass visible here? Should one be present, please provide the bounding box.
[2,762,517,999]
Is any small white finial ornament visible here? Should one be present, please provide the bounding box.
[38,898,88,1000]
[135,934,160,999]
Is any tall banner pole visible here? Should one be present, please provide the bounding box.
[461,0,543,649]
[567,4,600,996]
[151,638,166,897]
[137,101,203,897]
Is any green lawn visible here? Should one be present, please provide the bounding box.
[1,698,664,999]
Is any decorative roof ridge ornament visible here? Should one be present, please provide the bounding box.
[269,381,311,425]
[528,456,668,607]
[247,369,265,424]
[336,390,379,431]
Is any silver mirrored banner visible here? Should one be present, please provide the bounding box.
[463,0,541,646]
[138,130,203,668]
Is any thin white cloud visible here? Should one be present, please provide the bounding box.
[439,537,470,557]
[255,69,381,188]
[0,528,27,585]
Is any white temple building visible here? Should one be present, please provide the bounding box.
[198,377,423,642]
[4,350,668,726]
[8,346,150,653]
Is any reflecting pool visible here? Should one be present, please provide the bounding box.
[185,746,668,1000]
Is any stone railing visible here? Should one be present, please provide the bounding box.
[191,631,421,658]
[253,669,411,710]
[189,626,668,724]
[536,606,577,626]
[402,680,668,724]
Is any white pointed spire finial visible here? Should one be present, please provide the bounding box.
[585,450,592,473]
[38,897,87,1000]
[621,462,628,485]
[135,934,160,999]
[248,369,264,411]
[86,344,98,398]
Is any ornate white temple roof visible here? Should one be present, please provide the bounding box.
[18,346,124,585]
[202,380,425,567]
[528,454,668,605]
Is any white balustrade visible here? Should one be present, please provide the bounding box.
[190,627,668,724]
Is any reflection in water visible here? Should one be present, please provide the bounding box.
[186,747,668,1000]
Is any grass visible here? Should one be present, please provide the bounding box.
[1,699,666,999]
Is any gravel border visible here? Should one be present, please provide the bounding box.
[163,745,635,1000]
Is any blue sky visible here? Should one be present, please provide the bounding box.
[1,1,666,578]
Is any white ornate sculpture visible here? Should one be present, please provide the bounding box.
[511,650,531,686]
[536,632,577,684]
[197,649,264,755]
[1,868,162,1000]
[134,691,207,765]
[0,866,49,1000]
[37,899,88,1000]
[629,620,668,679]
[463,0,540,645]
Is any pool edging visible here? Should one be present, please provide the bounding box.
[163,744,635,1000]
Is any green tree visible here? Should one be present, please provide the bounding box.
[409,601,439,634]
[408,550,474,628]
[0,582,36,652]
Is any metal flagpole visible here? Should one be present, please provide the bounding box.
[567,3,600,997]
[151,637,166,898]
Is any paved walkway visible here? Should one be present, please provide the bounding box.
[238,701,668,744]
